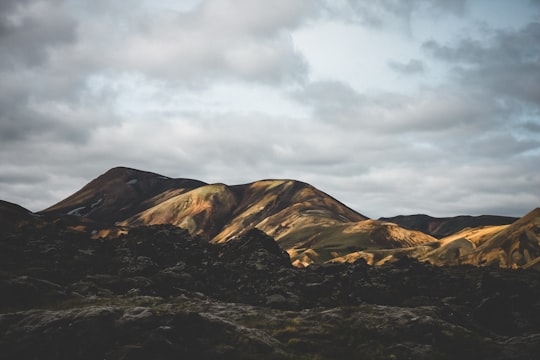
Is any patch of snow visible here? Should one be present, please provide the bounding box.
[91,198,103,208]
[126,179,138,185]
[159,176,170,179]
[91,230,98,235]
[67,207,86,216]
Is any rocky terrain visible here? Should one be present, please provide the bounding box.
[2,167,540,359]
[2,222,540,359]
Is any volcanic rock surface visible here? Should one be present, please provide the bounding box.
[2,223,540,359]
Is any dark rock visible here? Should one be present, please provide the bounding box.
[2,223,540,359]
[473,294,516,334]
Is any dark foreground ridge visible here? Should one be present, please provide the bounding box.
[2,224,540,359]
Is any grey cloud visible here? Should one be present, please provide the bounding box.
[193,0,317,36]
[524,121,540,132]
[472,134,540,157]
[388,59,425,74]
[66,0,312,86]
[292,78,540,193]
[293,81,365,124]
[0,70,120,145]
[0,0,76,67]
[423,22,540,104]
[0,0,107,146]
[321,0,466,28]
[295,80,505,137]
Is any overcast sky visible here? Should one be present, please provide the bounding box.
[1,0,539,218]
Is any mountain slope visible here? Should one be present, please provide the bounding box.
[41,167,206,224]
[0,200,43,231]
[121,178,381,258]
[214,179,367,243]
[458,207,540,268]
[286,219,438,266]
[121,183,239,240]
[419,225,509,266]
[380,214,518,238]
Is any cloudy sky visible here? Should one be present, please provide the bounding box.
[1,0,539,218]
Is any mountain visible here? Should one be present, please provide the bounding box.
[41,167,437,266]
[41,167,206,224]
[3,167,540,358]
[35,167,538,269]
[380,214,519,238]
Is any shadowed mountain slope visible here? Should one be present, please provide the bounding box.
[0,200,44,231]
[380,214,519,238]
[41,167,206,224]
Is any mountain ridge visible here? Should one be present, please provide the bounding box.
[379,213,519,238]
[9,166,538,268]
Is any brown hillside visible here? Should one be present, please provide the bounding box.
[41,167,206,224]
[121,183,238,240]
[457,208,540,268]
[213,180,367,243]
[420,225,509,266]
[287,219,438,266]
[380,214,518,238]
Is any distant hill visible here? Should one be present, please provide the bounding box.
[445,207,540,269]
[379,214,518,238]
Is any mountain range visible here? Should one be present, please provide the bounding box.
[5,166,534,269]
[3,166,540,359]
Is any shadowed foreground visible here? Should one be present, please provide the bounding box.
[2,224,540,359]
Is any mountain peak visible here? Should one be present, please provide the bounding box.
[40,167,206,223]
